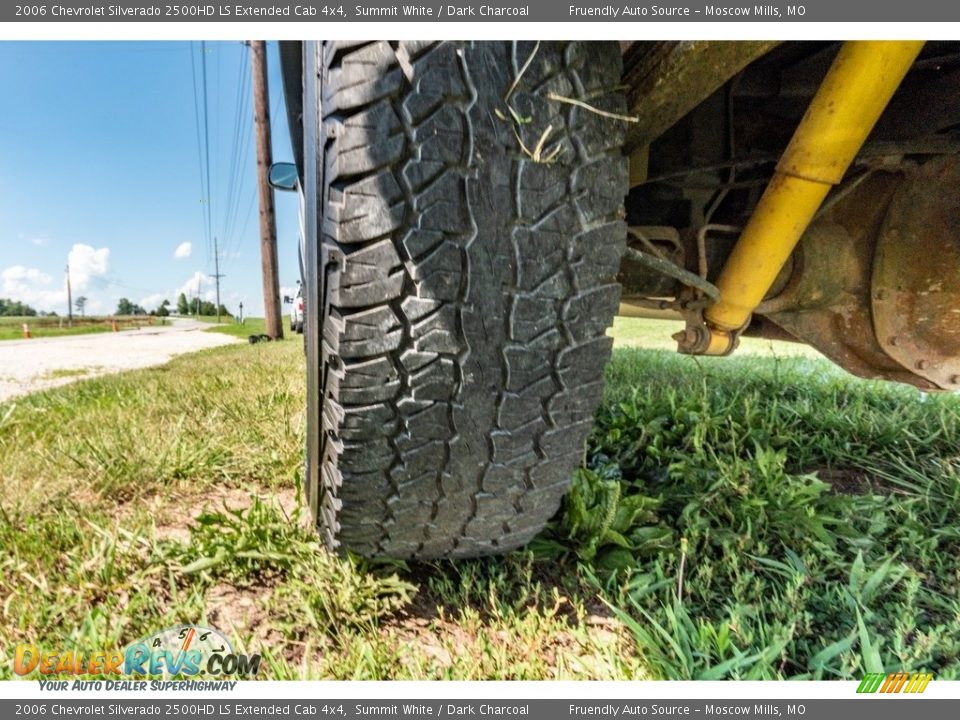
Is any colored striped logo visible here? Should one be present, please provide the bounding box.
[857,672,933,694]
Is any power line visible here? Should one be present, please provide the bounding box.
[201,40,214,267]
[232,186,257,264]
[225,53,283,272]
[186,41,279,310]
[189,42,207,264]
[221,43,253,265]
[215,44,222,258]
[220,50,245,244]
[94,277,159,295]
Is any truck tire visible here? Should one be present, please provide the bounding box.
[311,41,628,558]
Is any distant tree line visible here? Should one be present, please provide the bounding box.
[114,295,230,317]
[0,298,38,316]
[115,298,147,316]
[0,295,233,319]
[174,292,230,317]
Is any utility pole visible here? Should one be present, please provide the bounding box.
[196,275,202,316]
[250,39,283,339]
[65,264,73,328]
[213,236,225,323]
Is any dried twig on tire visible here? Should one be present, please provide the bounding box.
[546,92,640,123]
[495,42,565,163]
[504,40,540,103]
[511,124,562,164]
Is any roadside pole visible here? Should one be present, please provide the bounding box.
[213,236,225,323]
[250,40,283,340]
[65,264,73,328]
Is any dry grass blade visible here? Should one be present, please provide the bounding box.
[512,124,562,164]
[504,40,540,103]
[546,92,640,123]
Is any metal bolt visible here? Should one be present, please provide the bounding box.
[888,336,899,347]
[916,360,928,371]
[950,375,960,385]
[673,327,704,352]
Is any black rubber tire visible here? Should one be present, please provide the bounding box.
[312,41,628,559]
[295,320,304,334]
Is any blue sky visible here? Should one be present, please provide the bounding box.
[0,41,300,317]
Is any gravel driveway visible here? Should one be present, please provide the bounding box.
[0,318,239,402]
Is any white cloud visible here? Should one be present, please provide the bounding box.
[1,265,64,312]
[176,271,216,303]
[139,293,168,312]
[2,265,52,285]
[14,232,49,247]
[86,297,110,316]
[68,244,110,290]
[174,242,192,259]
[0,244,110,313]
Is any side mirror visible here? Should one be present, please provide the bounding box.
[268,162,298,191]
[282,296,293,304]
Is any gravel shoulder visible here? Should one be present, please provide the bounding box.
[0,318,239,402]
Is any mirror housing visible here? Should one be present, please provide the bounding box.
[268,162,298,191]
[282,296,293,304]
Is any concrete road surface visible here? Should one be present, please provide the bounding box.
[0,318,239,402]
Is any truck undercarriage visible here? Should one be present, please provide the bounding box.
[620,40,959,390]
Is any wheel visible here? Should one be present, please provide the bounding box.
[295,320,304,334]
[307,41,628,558]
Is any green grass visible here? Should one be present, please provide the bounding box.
[204,317,269,339]
[548,350,960,679]
[41,367,95,380]
[0,316,167,341]
[1,320,957,680]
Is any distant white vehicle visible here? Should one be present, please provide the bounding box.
[286,282,303,334]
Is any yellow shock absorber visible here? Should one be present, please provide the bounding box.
[701,40,924,339]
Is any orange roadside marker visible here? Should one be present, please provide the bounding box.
[23,323,31,339]
[112,320,118,332]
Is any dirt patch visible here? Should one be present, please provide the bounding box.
[151,484,299,543]
[815,467,898,495]
[387,561,625,675]
[204,582,285,654]
[151,484,300,655]
[380,596,626,677]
